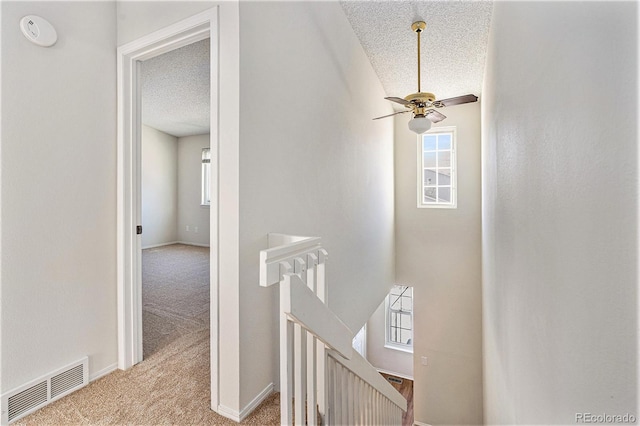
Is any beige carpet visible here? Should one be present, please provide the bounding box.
[15,244,281,425]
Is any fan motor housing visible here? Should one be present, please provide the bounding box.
[404,92,436,104]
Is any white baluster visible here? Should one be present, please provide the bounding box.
[326,357,333,425]
[306,334,317,426]
[316,250,328,422]
[341,365,348,426]
[347,371,354,425]
[305,253,318,425]
[280,313,293,426]
[358,378,364,425]
[335,358,340,425]
[294,324,306,426]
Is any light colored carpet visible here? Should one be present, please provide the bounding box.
[15,244,281,425]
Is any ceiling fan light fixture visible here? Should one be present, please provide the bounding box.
[408,115,432,134]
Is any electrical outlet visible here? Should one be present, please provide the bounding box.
[421,356,428,366]
[186,225,190,231]
[194,226,198,233]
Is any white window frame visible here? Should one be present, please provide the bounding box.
[201,147,211,206]
[417,126,457,208]
[385,285,413,353]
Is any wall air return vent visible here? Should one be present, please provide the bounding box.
[1,357,88,424]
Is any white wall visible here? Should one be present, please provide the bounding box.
[238,1,395,411]
[1,1,117,391]
[116,1,216,46]
[483,2,637,424]
[395,102,483,424]
[177,134,210,247]
[142,125,178,248]
[366,300,413,379]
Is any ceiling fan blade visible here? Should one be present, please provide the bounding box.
[434,94,478,108]
[373,110,410,120]
[384,96,411,106]
[425,109,446,123]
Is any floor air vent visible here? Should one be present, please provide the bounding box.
[387,376,403,385]
[1,357,88,424]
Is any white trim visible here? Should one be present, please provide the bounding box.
[216,383,274,424]
[376,368,414,381]
[89,363,118,382]
[384,343,414,354]
[413,421,433,426]
[117,5,240,414]
[216,405,241,423]
[117,6,215,370]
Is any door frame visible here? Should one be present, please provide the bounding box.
[116,5,239,412]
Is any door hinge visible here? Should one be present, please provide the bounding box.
[136,225,142,235]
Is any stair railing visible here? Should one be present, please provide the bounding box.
[260,234,407,425]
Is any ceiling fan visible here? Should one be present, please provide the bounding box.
[373,21,478,134]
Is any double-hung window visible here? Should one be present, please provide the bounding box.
[385,285,413,353]
[419,127,456,208]
[201,148,211,206]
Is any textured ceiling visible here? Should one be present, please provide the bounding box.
[340,0,494,108]
[140,2,493,135]
[141,39,210,138]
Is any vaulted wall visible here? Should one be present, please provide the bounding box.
[482,2,638,423]
[237,0,395,410]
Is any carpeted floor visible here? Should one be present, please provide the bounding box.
[15,244,281,425]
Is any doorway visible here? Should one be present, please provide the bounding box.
[139,38,211,359]
[116,6,240,413]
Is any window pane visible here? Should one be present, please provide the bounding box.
[438,134,451,150]
[438,151,451,168]
[400,329,412,345]
[438,169,451,185]
[424,169,437,186]
[439,187,451,202]
[423,151,437,168]
[424,187,437,202]
[423,135,437,151]
[402,297,412,312]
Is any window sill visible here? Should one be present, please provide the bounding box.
[417,203,457,209]
[384,344,413,354]
[200,204,210,208]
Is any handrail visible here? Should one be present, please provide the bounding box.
[281,273,352,358]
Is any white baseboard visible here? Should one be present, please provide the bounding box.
[89,363,117,382]
[141,241,180,250]
[413,421,432,426]
[217,382,274,422]
[142,241,210,250]
[239,382,274,420]
[377,367,414,381]
[176,241,210,248]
